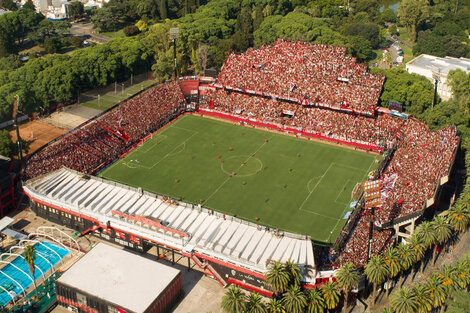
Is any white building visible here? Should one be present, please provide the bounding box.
[406,54,470,101]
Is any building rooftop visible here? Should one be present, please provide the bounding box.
[57,243,180,313]
[24,167,316,281]
[407,54,470,75]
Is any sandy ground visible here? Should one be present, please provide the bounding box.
[9,121,67,157]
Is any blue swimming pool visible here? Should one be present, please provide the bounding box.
[0,241,69,307]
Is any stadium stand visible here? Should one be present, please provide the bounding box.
[23,81,185,180]
[217,39,385,115]
[22,40,459,282]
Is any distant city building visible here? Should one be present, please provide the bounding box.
[406,54,470,100]
[56,243,182,313]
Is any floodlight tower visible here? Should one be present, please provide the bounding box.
[363,180,382,261]
[170,28,180,79]
[13,95,23,163]
[431,66,440,109]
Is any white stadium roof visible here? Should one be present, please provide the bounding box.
[24,168,316,281]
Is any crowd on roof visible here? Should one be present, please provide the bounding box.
[217,40,385,115]
[23,82,185,180]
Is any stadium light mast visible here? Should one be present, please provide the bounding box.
[363,180,382,261]
[170,28,180,80]
[13,95,23,164]
[431,66,440,109]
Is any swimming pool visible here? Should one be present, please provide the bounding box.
[0,241,70,307]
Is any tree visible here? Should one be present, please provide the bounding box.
[448,204,470,233]
[384,51,393,68]
[431,216,452,265]
[0,130,14,157]
[44,37,61,54]
[123,25,140,36]
[23,245,39,299]
[365,254,389,304]
[389,24,398,36]
[281,285,307,313]
[67,1,84,20]
[267,298,285,313]
[1,0,17,11]
[344,23,381,48]
[425,273,446,309]
[397,0,429,43]
[390,287,419,313]
[70,36,83,48]
[221,286,246,313]
[445,289,470,313]
[405,236,423,276]
[347,36,372,61]
[285,260,303,287]
[246,292,266,313]
[415,221,437,272]
[381,8,396,23]
[396,243,415,284]
[412,285,432,313]
[320,281,340,311]
[265,261,290,296]
[306,288,325,313]
[335,263,359,312]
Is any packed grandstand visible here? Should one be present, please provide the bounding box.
[23,40,459,270]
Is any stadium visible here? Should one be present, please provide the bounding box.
[21,40,459,295]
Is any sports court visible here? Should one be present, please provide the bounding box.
[100,115,379,243]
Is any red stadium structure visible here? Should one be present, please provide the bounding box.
[22,41,459,292]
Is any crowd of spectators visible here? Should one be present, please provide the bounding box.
[217,40,385,115]
[200,87,459,268]
[23,41,460,270]
[201,88,402,148]
[24,81,185,180]
[332,119,458,267]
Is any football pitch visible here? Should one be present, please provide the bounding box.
[99,115,380,243]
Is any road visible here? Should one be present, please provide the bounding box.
[70,22,111,43]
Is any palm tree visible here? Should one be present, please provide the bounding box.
[267,298,285,313]
[23,245,39,299]
[284,260,303,286]
[381,307,394,313]
[425,273,446,309]
[439,264,457,293]
[384,247,401,290]
[246,292,267,313]
[412,285,432,313]
[447,204,470,233]
[306,288,326,313]
[281,285,307,313]
[407,235,424,275]
[364,254,390,304]
[431,216,452,265]
[390,287,418,313]
[320,281,340,311]
[415,221,436,272]
[336,263,359,312]
[397,243,415,285]
[453,259,470,289]
[265,261,290,296]
[221,286,246,313]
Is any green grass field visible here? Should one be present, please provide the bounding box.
[80,80,156,111]
[99,115,380,243]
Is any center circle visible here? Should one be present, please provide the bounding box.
[221,155,263,177]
